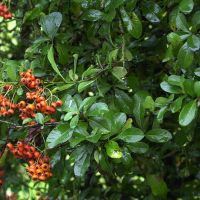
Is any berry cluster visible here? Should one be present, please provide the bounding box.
[0,2,12,19]
[6,193,17,200]
[0,164,4,185]
[0,69,63,123]
[6,141,53,181]
[20,69,41,89]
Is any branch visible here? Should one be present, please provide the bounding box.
[0,120,59,129]
[119,19,126,69]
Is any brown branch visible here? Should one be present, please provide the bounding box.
[0,120,59,129]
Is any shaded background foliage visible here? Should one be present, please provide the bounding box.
[1,0,200,200]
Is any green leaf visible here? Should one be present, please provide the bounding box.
[194,81,200,97]
[133,91,148,129]
[168,75,181,86]
[40,12,62,39]
[170,95,186,113]
[194,68,200,77]
[115,127,144,143]
[141,1,162,23]
[82,65,101,79]
[126,142,149,154]
[46,123,73,148]
[157,106,167,123]
[147,174,168,199]
[35,113,44,124]
[70,115,79,129]
[179,100,197,126]
[23,8,41,23]
[50,149,61,168]
[120,146,132,165]
[56,43,69,65]
[82,9,105,21]
[162,45,173,62]
[7,65,16,81]
[167,33,183,57]
[105,141,122,158]
[64,112,74,121]
[115,88,134,114]
[192,11,200,27]
[145,129,172,143]
[79,96,98,113]
[85,103,109,117]
[86,133,101,143]
[183,79,195,97]
[180,0,194,14]
[50,83,75,95]
[99,149,113,175]
[112,67,127,82]
[74,153,91,177]
[89,117,111,134]
[105,7,116,22]
[187,35,200,52]
[176,13,189,32]
[70,144,88,163]
[17,88,23,96]
[120,7,142,39]
[87,22,99,42]
[48,46,66,82]
[22,118,32,125]
[78,80,95,93]
[160,81,182,94]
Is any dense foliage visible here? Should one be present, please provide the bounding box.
[1,0,200,199]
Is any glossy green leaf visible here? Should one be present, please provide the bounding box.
[105,7,116,22]
[133,91,148,129]
[180,0,194,14]
[79,96,98,113]
[121,146,132,165]
[194,68,200,77]
[105,141,122,158]
[115,127,144,143]
[160,81,182,94]
[70,115,79,128]
[157,106,167,123]
[168,75,181,86]
[177,43,194,69]
[141,1,162,23]
[70,144,88,163]
[7,65,16,81]
[194,81,200,97]
[17,88,23,96]
[170,95,186,113]
[85,103,109,117]
[74,153,91,177]
[120,7,142,39]
[78,80,95,93]
[35,113,44,124]
[176,13,189,32]
[82,9,105,21]
[183,79,195,97]
[112,67,127,82]
[147,174,168,199]
[187,35,200,51]
[179,100,197,126]
[126,142,149,154]
[48,46,66,82]
[50,149,61,168]
[40,12,62,39]
[89,117,111,134]
[167,33,183,57]
[192,11,200,27]
[22,118,32,125]
[115,88,134,114]
[56,43,69,65]
[23,8,41,23]
[46,123,73,148]
[145,129,172,143]
[99,149,112,175]
[87,22,99,42]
